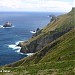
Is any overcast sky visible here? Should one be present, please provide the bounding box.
[0,0,74,12]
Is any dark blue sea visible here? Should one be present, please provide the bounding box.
[0,12,64,66]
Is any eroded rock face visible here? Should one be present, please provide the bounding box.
[20,40,38,53]
[3,22,12,27]
[20,26,74,53]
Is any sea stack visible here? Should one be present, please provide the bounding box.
[3,22,12,27]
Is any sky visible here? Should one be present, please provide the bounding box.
[0,0,74,12]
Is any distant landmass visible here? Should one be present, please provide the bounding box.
[3,22,12,27]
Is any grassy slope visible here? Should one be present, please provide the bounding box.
[20,7,74,54]
[0,8,75,75]
[1,28,75,75]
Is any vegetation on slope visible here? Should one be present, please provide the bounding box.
[1,26,75,75]
[20,7,74,53]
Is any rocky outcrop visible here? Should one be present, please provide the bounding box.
[49,15,58,22]
[20,26,74,53]
[3,22,12,27]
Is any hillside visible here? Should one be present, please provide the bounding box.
[19,7,74,53]
[0,7,75,75]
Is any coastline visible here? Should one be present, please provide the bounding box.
[8,41,34,56]
[0,12,63,66]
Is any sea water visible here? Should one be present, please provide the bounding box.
[0,12,63,66]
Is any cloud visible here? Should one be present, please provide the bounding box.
[0,0,73,12]
[0,0,23,8]
[73,0,75,7]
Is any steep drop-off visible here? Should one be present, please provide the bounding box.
[19,7,74,53]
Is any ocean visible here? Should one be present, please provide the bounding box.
[0,12,64,66]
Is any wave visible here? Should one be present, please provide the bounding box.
[8,41,34,56]
[30,31,36,33]
[0,25,15,29]
[8,44,21,50]
[26,53,34,56]
[8,41,22,53]
[0,25,4,28]
[16,50,34,56]
[15,41,24,45]
[15,50,24,55]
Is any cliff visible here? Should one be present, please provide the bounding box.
[19,7,74,53]
[0,7,75,75]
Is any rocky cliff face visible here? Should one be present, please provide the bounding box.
[19,7,74,53]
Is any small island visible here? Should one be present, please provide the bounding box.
[3,22,12,27]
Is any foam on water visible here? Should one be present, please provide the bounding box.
[30,31,36,33]
[15,41,24,45]
[0,25,15,29]
[8,41,34,56]
[8,41,22,52]
[26,53,34,56]
[0,25,4,28]
[8,44,21,50]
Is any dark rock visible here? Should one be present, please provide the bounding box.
[49,15,58,22]
[3,22,12,27]
[36,28,40,31]
[20,26,74,53]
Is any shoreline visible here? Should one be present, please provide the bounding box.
[8,41,34,56]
